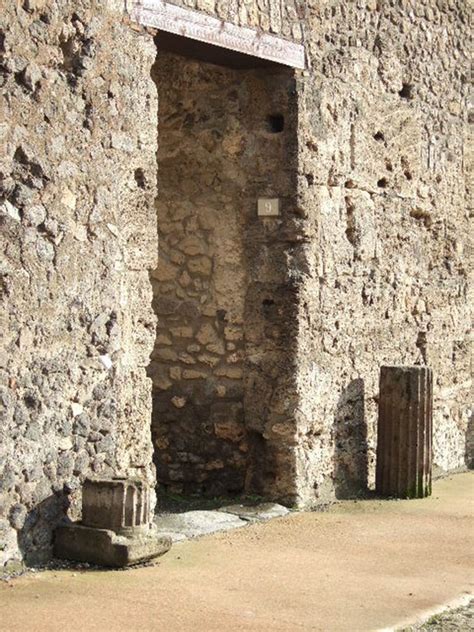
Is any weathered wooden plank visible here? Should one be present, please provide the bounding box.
[130,0,305,69]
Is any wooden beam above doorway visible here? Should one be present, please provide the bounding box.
[130,0,305,69]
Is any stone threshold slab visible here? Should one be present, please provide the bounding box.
[154,503,289,542]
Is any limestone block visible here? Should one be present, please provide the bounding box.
[198,353,220,367]
[170,326,194,338]
[219,503,290,522]
[224,325,243,341]
[187,344,201,352]
[178,352,196,365]
[154,510,246,539]
[155,348,178,362]
[182,369,208,379]
[214,420,245,442]
[188,255,212,277]
[152,257,178,282]
[196,323,219,346]
[169,366,182,380]
[215,366,243,379]
[178,235,207,256]
[206,341,225,355]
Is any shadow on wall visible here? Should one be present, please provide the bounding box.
[333,378,369,499]
[15,490,70,567]
[466,411,474,470]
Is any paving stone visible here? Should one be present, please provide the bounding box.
[153,531,187,543]
[219,503,290,522]
[154,510,246,539]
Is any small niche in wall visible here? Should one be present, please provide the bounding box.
[399,83,413,100]
[266,114,285,133]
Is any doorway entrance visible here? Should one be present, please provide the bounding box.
[148,34,298,502]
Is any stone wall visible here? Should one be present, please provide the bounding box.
[151,0,471,506]
[294,0,471,503]
[0,1,157,568]
[150,51,299,498]
[1,0,470,570]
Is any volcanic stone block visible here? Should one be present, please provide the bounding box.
[376,366,433,498]
[55,478,171,567]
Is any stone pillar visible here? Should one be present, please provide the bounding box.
[376,366,433,498]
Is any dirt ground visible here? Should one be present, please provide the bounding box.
[1,472,473,632]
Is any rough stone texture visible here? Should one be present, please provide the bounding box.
[293,0,471,505]
[0,2,158,568]
[1,0,471,568]
[150,51,299,498]
[402,599,474,632]
[376,366,433,499]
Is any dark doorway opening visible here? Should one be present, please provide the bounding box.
[148,35,296,504]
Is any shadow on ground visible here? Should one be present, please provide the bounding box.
[333,378,370,499]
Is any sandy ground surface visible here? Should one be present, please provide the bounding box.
[1,472,473,632]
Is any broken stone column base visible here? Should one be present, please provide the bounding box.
[54,523,171,568]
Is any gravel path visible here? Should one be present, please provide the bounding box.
[402,599,474,631]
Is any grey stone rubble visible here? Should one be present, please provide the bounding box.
[154,503,290,542]
[401,599,474,632]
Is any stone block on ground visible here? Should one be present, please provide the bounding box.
[218,502,290,522]
[54,524,171,568]
[54,477,170,567]
[152,530,188,543]
[154,510,246,539]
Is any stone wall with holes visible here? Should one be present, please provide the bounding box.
[1,0,471,572]
[293,0,471,503]
[152,1,471,507]
[0,1,157,570]
[150,52,298,499]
